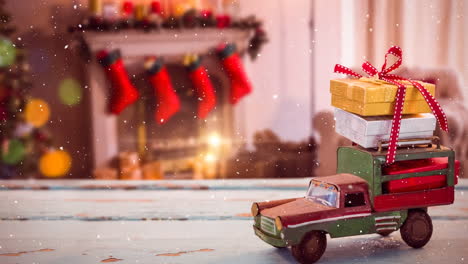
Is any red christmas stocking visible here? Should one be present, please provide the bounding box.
[97,49,139,114]
[185,56,216,119]
[217,43,252,104]
[145,57,180,124]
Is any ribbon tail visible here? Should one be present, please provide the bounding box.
[381,78,407,165]
[409,80,449,132]
[334,64,363,78]
[386,86,406,164]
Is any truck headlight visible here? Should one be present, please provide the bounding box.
[275,216,283,231]
[251,203,260,216]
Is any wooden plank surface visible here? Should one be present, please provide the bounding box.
[0,179,467,264]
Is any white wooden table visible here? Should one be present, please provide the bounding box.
[0,179,467,264]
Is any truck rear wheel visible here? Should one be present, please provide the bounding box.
[291,231,327,264]
[400,210,433,248]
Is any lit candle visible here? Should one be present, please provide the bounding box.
[89,0,103,16]
[135,3,146,20]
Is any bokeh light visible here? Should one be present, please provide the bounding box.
[58,78,82,106]
[0,37,16,67]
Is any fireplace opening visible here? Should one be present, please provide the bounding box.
[115,57,236,179]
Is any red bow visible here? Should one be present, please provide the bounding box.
[334,46,448,164]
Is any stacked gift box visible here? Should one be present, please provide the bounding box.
[330,77,437,149]
[329,76,460,194]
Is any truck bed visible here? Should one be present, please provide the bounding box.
[373,157,459,212]
[382,157,460,193]
[337,145,458,212]
[373,186,454,212]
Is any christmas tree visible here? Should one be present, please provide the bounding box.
[0,0,53,178]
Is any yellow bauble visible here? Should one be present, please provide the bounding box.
[39,150,72,178]
[25,98,50,128]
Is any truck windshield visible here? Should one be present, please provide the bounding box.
[306,181,339,208]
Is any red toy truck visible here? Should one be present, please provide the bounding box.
[252,142,459,263]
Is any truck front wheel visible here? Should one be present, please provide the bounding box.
[291,231,327,264]
[400,210,433,248]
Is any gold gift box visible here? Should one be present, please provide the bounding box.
[330,78,435,116]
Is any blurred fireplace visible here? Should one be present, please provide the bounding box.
[83,30,251,178]
[117,58,235,177]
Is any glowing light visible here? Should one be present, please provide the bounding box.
[208,133,221,148]
[204,153,217,163]
[58,78,82,106]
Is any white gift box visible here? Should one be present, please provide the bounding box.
[334,108,436,148]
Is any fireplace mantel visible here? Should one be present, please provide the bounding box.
[83,29,252,57]
[82,29,252,174]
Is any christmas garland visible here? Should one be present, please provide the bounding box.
[69,14,268,61]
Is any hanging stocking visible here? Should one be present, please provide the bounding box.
[97,49,139,114]
[185,55,216,119]
[145,57,180,124]
[217,43,252,104]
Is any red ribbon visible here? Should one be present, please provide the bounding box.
[334,46,448,164]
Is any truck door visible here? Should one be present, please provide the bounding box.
[329,191,374,238]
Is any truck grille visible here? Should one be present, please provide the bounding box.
[260,216,276,235]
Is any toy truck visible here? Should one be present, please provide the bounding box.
[251,142,459,264]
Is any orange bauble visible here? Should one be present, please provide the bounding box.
[39,150,72,178]
[25,98,50,128]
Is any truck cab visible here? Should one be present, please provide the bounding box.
[252,143,459,264]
